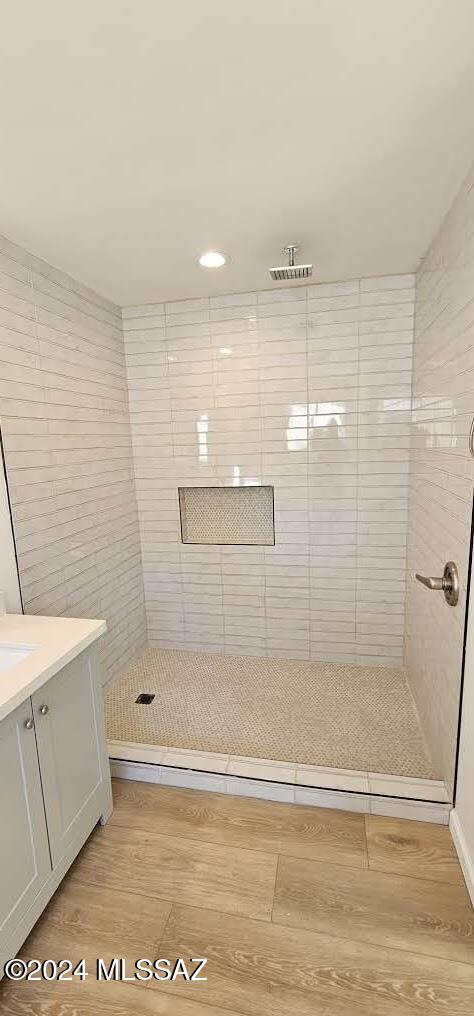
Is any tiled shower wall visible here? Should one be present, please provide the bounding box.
[406,166,474,796]
[124,274,414,665]
[0,234,146,683]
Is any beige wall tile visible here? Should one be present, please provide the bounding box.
[405,167,474,795]
[124,276,414,663]
[0,235,146,683]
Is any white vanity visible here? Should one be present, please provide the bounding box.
[0,613,112,976]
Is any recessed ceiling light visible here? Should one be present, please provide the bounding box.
[198,251,227,268]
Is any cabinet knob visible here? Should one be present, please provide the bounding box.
[39,704,49,716]
[24,717,34,730]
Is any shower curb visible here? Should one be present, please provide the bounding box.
[109,755,451,824]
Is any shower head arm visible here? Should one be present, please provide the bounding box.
[284,244,298,267]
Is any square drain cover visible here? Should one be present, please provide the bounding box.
[135,692,155,704]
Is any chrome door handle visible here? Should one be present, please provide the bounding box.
[415,561,459,606]
[24,717,34,730]
[39,704,49,716]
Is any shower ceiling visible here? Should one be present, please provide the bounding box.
[0,0,474,304]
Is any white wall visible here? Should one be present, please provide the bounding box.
[124,274,414,665]
[0,233,146,682]
[405,166,474,798]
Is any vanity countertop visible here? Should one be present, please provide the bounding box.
[0,613,106,723]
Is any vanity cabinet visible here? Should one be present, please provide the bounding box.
[0,644,112,976]
[0,699,51,952]
[32,650,110,868]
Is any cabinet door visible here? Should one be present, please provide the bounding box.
[32,649,107,868]
[0,701,51,948]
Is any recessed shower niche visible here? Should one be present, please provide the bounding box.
[178,485,275,546]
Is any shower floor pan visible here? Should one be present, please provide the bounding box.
[106,648,449,809]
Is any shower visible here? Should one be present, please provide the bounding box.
[268,243,313,280]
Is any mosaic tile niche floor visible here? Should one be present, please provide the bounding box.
[105,648,437,779]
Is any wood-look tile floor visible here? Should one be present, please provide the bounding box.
[1,779,474,1015]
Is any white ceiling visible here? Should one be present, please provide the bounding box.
[1,1,474,306]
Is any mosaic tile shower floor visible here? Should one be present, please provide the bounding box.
[105,648,437,779]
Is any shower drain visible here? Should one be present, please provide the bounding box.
[135,692,155,704]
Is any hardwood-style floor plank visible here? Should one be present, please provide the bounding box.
[0,977,246,1016]
[19,880,171,968]
[109,778,368,867]
[68,819,277,921]
[366,815,465,884]
[273,854,474,963]
[1,781,472,1016]
[157,903,474,1016]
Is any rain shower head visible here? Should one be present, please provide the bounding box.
[268,244,313,282]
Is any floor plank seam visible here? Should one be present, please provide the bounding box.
[268,908,474,966]
[67,876,282,929]
[103,815,285,863]
[269,854,282,922]
[363,811,370,864]
[365,861,465,887]
[108,816,368,868]
[108,816,354,861]
[154,901,177,960]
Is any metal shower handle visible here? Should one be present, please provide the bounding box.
[416,574,444,590]
[415,561,459,606]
